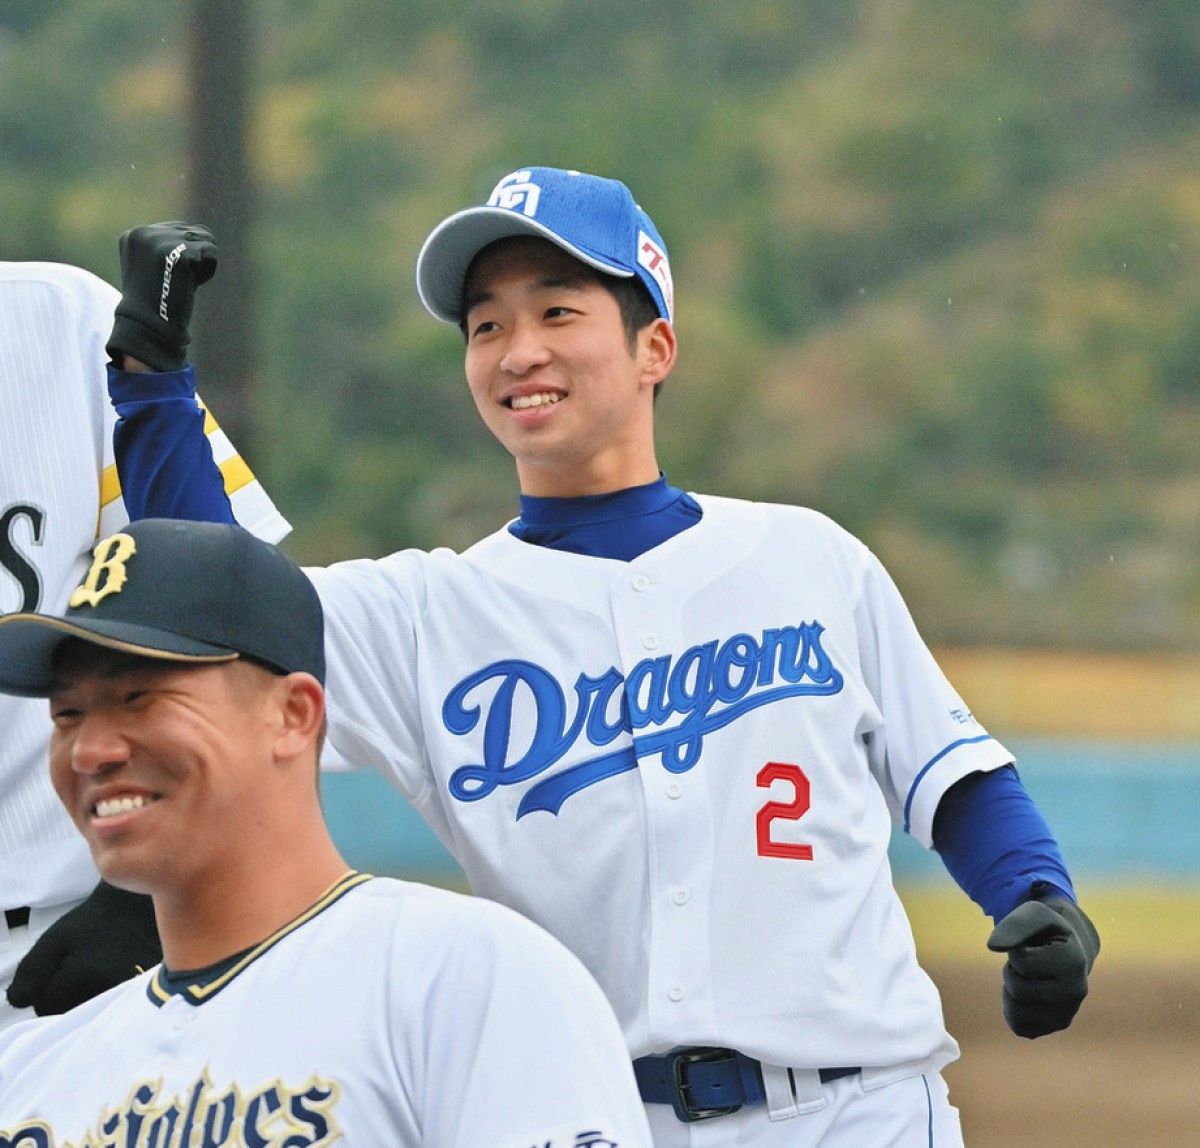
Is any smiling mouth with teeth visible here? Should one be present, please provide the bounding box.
[507,392,563,410]
[94,795,155,819]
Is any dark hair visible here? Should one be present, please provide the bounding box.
[602,275,661,351]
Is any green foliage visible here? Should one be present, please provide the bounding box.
[2,0,1198,648]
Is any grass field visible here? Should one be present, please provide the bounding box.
[933,647,1200,742]
[901,881,1200,964]
[902,882,1200,1146]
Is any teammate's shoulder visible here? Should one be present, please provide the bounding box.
[352,874,512,928]
[0,260,119,313]
[692,491,869,547]
[0,261,114,296]
[353,877,579,966]
[0,969,153,1061]
[306,542,459,599]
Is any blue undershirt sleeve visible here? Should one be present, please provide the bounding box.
[932,764,1076,922]
[108,365,236,524]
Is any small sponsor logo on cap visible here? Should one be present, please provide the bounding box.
[637,230,674,320]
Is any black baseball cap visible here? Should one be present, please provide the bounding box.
[0,518,324,697]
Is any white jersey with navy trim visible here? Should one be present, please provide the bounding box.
[0,874,653,1147]
[307,494,1013,1075]
[0,261,289,918]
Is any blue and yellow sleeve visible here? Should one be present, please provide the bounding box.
[107,365,238,525]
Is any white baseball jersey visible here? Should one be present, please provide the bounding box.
[0,261,288,916]
[0,873,653,1147]
[308,495,1013,1078]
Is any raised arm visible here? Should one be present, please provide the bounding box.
[106,221,235,524]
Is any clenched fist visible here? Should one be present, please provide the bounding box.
[987,884,1100,1038]
[106,221,218,371]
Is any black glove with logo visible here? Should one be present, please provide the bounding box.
[106,221,218,370]
[986,881,1100,1038]
[6,882,161,1015]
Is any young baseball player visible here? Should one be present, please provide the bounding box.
[50,172,1099,1144]
[0,518,654,1146]
[0,255,287,1032]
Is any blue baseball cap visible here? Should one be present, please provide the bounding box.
[416,166,674,325]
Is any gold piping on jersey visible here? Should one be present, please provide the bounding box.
[147,871,373,1007]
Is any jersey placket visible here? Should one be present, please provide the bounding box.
[611,566,720,1048]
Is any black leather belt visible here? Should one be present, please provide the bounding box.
[633,1047,860,1122]
[4,907,31,930]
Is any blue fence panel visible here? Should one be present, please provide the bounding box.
[322,738,1200,885]
[887,738,1200,883]
[322,769,462,881]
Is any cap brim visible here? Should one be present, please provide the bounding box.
[415,206,634,324]
[0,614,239,698]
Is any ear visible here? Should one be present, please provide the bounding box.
[638,318,677,390]
[272,673,326,762]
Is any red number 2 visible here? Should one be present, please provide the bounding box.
[755,762,814,860]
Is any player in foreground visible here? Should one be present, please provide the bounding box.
[46,173,1097,1143]
[0,253,286,1031]
[0,517,653,1146]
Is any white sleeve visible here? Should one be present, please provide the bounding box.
[855,549,1014,847]
[414,900,653,1148]
[305,554,433,800]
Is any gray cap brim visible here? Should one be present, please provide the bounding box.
[415,206,635,325]
[0,614,238,698]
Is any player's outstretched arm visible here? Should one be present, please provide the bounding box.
[6,882,161,1015]
[106,221,217,371]
[105,221,236,525]
[986,881,1100,1039]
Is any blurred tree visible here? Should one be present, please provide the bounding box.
[2,0,1197,647]
[188,0,258,455]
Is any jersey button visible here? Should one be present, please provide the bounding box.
[671,887,690,906]
[665,781,682,799]
[667,985,685,1002]
[642,634,660,650]
[632,574,651,591]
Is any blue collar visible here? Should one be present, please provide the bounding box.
[511,475,702,561]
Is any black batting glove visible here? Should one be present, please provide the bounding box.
[986,882,1100,1039]
[106,221,218,371]
[6,881,161,1015]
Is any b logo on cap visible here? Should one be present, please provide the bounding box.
[69,532,137,608]
[488,170,541,217]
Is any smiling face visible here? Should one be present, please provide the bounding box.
[47,645,289,899]
[462,237,676,497]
